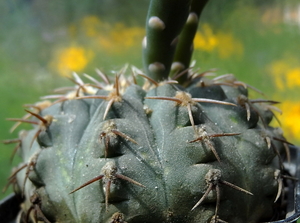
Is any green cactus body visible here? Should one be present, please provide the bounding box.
[4,0,293,222]
[8,73,287,222]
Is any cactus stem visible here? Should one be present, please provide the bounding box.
[143,0,190,81]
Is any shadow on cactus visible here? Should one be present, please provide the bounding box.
[2,0,299,222]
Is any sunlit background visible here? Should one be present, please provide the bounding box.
[0,0,299,213]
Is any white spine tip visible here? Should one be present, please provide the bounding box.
[171,62,185,71]
[148,62,165,73]
[148,16,165,30]
[187,12,198,24]
[142,36,147,48]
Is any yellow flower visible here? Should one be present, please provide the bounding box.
[286,68,300,89]
[194,23,244,59]
[275,101,300,143]
[81,15,110,37]
[216,32,244,59]
[51,46,93,77]
[268,60,288,90]
[194,24,218,52]
[97,23,144,54]
[268,58,300,90]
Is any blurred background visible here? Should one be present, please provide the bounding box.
[0,0,299,205]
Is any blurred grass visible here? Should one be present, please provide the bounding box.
[0,2,299,222]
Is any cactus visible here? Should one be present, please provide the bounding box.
[3,0,295,222]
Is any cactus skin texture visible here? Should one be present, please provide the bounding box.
[6,70,290,223]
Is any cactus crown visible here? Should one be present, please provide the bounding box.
[3,1,295,223]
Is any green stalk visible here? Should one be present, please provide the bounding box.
[172,0,209,85]
[143,0,191,82]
